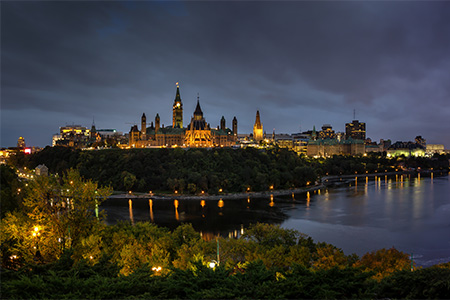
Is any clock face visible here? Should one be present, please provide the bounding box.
[177,103,180,108]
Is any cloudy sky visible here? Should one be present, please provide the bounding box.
[2,1,450,148]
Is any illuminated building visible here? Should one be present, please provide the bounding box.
[253,110,263,142]
[53,125,90,148]
[185,98,213,147]
[426,144,445,155]
[307,138,365,157]
[387,140,426,157]
[129,84,237,148]
[172,83,183,128]
[318,124,336,139]
[345,120,366,140]
[17,137,26,148]
[35,164,48,176]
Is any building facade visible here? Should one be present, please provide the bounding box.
[345,120,366,140]
[129,85,237,148]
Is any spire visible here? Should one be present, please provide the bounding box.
[253,110,263,142]
[194,94,203,116]
[174,82,181,103]
[254,110,262,129]
[91,116,96,133]
[173,83,183,128]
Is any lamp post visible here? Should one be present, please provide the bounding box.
[216,237,220,265]
[32,226,42,263]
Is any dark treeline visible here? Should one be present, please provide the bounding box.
[11,147,318,193]
[10,146,449,194]
[2,222,450,299]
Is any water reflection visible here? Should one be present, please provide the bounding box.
[149,199,154,222]
[128,199,134,225]
[102,174,450,266]
[174,200,179,221]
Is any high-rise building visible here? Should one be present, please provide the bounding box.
[253,110,263,142]
[345,120,366,140]
[318,124,336,139]
[172,83,183,128]
[17,136,26,148]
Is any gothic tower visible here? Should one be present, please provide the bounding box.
[232,116,238,136]
[172,83,183,128]
[220,116,226,131]
[253,110,263,142]
[141,113,146,139]
[155,113,160,134]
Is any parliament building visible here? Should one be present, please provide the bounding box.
[129,84,238,148]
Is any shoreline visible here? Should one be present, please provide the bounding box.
[109,184,324,200]
[108,170,448,201]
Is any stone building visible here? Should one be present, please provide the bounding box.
[129,84,237,148]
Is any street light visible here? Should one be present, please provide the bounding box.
[208,260,218,269]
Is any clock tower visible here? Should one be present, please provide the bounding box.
[172,83,183,128]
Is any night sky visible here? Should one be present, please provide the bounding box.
[2,1,450,148]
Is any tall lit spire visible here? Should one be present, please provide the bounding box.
[172,82,183,128]
[253,110,263,142]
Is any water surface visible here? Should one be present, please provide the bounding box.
[101,174,450,266]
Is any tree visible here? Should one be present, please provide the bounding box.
[354,247,412,281]
[0,169,111,266]
[0,165,23,219]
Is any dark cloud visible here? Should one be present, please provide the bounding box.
[2,1,450,148]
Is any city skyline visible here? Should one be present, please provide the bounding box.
[2,1,450,148]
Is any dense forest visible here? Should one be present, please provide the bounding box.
[9,146,449,194]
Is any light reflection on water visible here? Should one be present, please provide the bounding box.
[101,174,450,267]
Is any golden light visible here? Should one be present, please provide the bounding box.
[152,266,162,272]
[200,200,206,208]
[174,200,179,209]
[175,190,178,194]
[70,181,73,185]
[201,190,205,194]
[128,190,132,194]
[246,187,250,192]
[218,188,223,193]
[218,199,224,208]
[270,185,274,190]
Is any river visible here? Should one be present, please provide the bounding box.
[101,173,450,267]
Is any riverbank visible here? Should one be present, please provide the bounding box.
[109,184,324,200]
[109,170,448,200]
